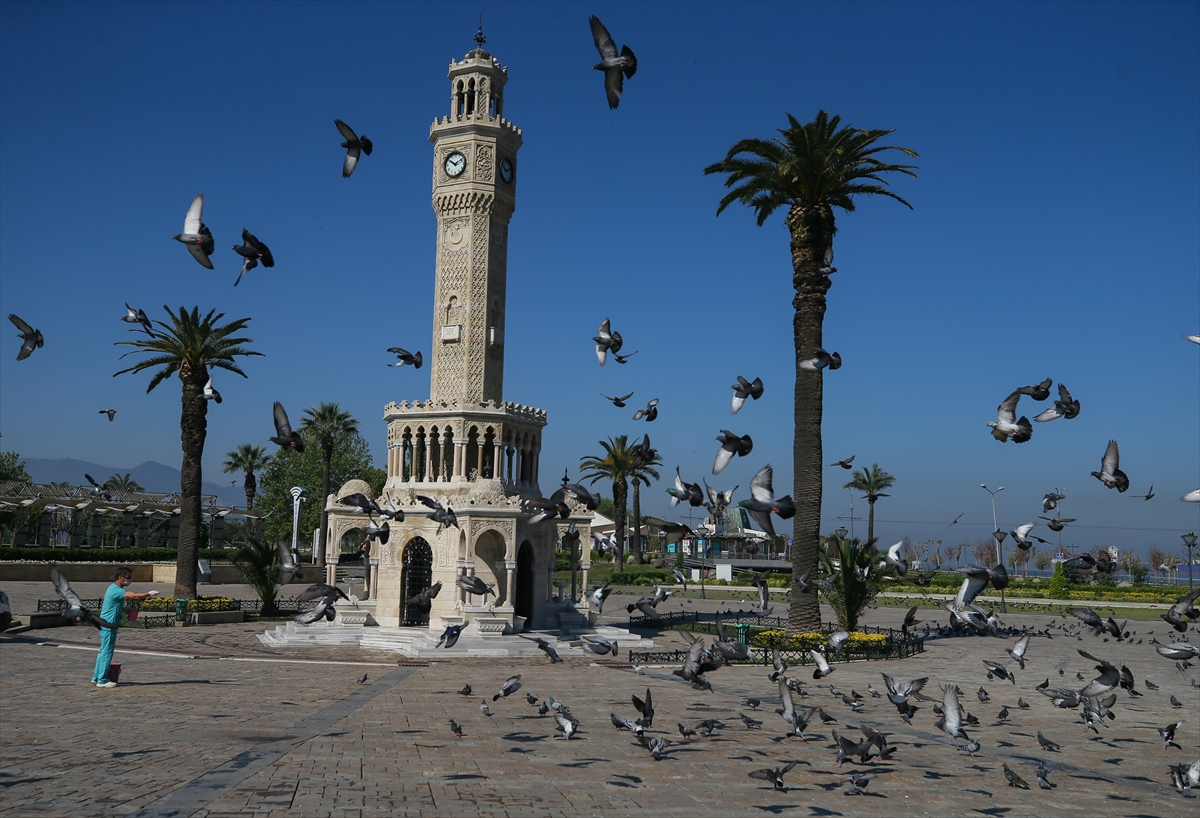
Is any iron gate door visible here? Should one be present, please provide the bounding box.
[400,537,433,626]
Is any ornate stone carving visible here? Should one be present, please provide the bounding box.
[476,144,493,182]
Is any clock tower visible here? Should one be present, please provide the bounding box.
[427,31,522,404]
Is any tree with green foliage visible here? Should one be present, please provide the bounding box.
[0,451,32,483]
[843,464,896,545]
[104,473,143,494]
[256,427,383,556]
[580,436,639,564]
[705,111,917,633]
[297,403,359,567]
[222,444,271,510]
[115,306,262,598]
[230,537,281,615]
[1046,561,1071,599]
[819,535,885,631]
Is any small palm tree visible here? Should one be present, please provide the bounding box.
[843,463,896,544]
[705,111,916,633]
[230,537,280,615]
[115,306,262,597]
[299,403,359,567]
[222,444,271,510]
[819,535,884,631]
[104,473,144,494]
[628,450,662,564]
[579,436,638,565]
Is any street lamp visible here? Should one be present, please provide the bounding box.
[981,484,1007,612]
[289,486,307,567]
[1183,532,1198,590]
[835,527,849,540]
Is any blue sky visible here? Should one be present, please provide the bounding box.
[1,1,1197,559]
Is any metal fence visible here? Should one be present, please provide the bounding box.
[37,597,310,614]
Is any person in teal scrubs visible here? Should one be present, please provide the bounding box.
[92,567,157,688]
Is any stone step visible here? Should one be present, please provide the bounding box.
[255,623,655,656]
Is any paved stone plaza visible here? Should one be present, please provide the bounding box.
[2,584,1198,818]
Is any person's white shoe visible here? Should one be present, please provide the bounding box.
[97,681,117,688]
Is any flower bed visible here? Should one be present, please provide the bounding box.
[750,629,890,650]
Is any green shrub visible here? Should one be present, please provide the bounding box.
[1046,563,1070,599]
[611,567,673,586]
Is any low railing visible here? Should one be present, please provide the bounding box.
[37,597,311,614]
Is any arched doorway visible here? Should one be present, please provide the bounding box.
[515,540,534,627]
[400,537,433,627]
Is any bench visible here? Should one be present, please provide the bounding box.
[197,559,213,584]
[189,610,243,625]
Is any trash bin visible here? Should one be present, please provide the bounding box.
[108,662,121,683]
[733,622,751,644]
[175,597,190,622]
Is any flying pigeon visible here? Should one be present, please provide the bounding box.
[295,595,338,624]
[50,567,112,628]
[1010,522,1048,550]
[712,430,752,475]
[334,119,372,178]
[493,674,522,701]
[593,317,622,365]
[82,473,111,500]
[339,492,381,517]
[561,482,601,510]
[1160,721,1185,750]
[387,347,423,369]
[811,649,834,680]
[730,376,763,414]
[588,16,637,109]
[799,348,842,371]
[436,624,465,649]
[632,398,658,421]
[612,350,638,364]
[643,736,669,760]
[8,314,43,361]
[532,637,562,663]
[202,376,222,404]
[820,245,837,276]
[881,541,908,576]
[417,495,459,528]
[829,455,855,469]
[270,402,305,452]
[1042,489,1065,513]
[1034,383,1081,422]
[1007,634,1031,669]
[667,468,704,507]
[171,193,214,268]
[1018,378,1053,401]
[738,464,795,539]
[232,228,274,286]
[275,540,304,582]
[632,688,654,727]
[361,520,389,545]
[295,583,350,603]
[748,761,800,792]
[99,409,117,422]
[601,391,634,407]
[1162,588,1200,632]
[1183,489,1200,503]
[588,582,613,615]
[703,481,736,517]
[936,684,970,740]
[554,712,578,740]
[405,580,442,612]
[632,434,657,468]
[1090,439,1129,492]
[1039,514,1076,532]
[581,634,619,655]
[457,574,494,602]
[122,303,153,334]
[988,389,1033,443]
[1131,483,1155,501]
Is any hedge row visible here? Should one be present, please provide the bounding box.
[0,547,236,563]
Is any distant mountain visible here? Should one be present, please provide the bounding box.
[22,458,243,506]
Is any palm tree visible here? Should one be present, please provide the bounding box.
[843,463,896,544]
[579,436,638,565]
[628,450,662,564]
[299,403,359,567]
[104,473,144,495]
[115,306,262,597]
[222,444,271,510]
[705,111,917,632]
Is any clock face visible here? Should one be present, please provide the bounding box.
[444,151,466,178]
[499,157,514,183]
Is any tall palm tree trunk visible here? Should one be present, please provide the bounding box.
[867,499,876,544]
[613,479,628,565]
[789,205,834,633]
[243,470,256,511]
[176,369,208,598]
[631,480,642,564]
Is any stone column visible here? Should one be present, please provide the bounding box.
[477,440,487,478]
[514,449,524,485]
[137,516,151,548]
[454,441,466,482]
[90,513,104,548]
[493,443,503,480]
[424,440,434,483]
[532,448,540,485]
[504,561,517,609]
[168,513,181,550]
[119,511,134,548]
[369,557,380,600]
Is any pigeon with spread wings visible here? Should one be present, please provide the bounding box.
[270,402,305,452]
[335,119,373,178]
[738,465,795,538]
[171,193,215,269]
[589,16,637,109]
[8,314,43,361]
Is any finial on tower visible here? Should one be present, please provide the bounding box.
[474,12,486,49]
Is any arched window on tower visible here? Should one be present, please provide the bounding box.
[465,79,476,116]
[455,81,466,118]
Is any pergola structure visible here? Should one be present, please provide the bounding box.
[0,480,265,549]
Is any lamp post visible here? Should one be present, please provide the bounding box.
[981,484,1007,612]
[835,527,848,540]
[1183,532,1198,590]
[289,486,307,567]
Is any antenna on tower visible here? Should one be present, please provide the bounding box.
[474,12,486,50]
